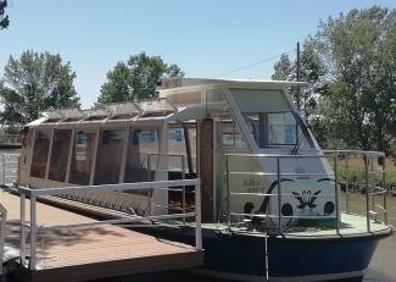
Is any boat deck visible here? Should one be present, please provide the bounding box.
[0,192,203,282]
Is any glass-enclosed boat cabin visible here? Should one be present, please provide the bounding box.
[19,78,335,226]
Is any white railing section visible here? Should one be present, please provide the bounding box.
[224,150,388,235]
[0,153,20,185]
[17,178,202,271]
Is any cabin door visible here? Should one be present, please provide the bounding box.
[198,118,214,222]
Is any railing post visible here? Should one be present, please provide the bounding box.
[345,157,350,214]
[382,158,388,225]
[334,156,340,234]
[277,158,282,234]
[195,181,202,249]
[147,155,152,216]
[20,192,26,266]
[370,158,375,211]
[181,156,186,225]
[364,155,371,232]
[226,155,231,229]
[30,194,37,270]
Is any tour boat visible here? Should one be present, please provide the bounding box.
[18,78,393,281]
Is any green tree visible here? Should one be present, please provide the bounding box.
[0,0,9,29]
[0,50,80,131]
[315,6,396,153]
[272,6,396,153]
[97,52,184,105]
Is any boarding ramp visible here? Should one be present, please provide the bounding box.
[0,179,202,282]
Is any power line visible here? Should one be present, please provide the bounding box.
[214,48,296,78]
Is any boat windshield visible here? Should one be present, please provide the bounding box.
[230,88,297,148]
[244,112,296,148]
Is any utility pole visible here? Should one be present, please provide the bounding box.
[296,41,301,111]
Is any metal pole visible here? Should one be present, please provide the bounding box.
[181,156,186,225]
[226,155,231,229]
[20,192,26,266]
[277,158,282,234]
[345,157,350,214]
[370,158,375,211]
[30,195,37,270]
[364,155,371,232]
[296,41,301,112]
[382,158,388,225]
[195,182,202,249]
[334,157,340,234]
[264,233,269,281]
[147,155,152,216]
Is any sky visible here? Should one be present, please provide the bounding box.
[1,0,396,108]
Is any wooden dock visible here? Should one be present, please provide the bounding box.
[0,192,203,282]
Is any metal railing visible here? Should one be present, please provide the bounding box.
[224,150,389,235]
[17,178,202,271]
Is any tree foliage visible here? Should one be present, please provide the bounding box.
[97,52,184,105]
[272,6,396,154]
[0,50,80,131]
[271,40,325,123]
[0,0,9,29]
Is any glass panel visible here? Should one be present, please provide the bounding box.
[94,129,126,184]
[69,130,97,185]
[48,129,72,181]
[168,128,187,172]
[220,112,247,148]
[31,129,51,178]
[243,112,296,148]
[124,127,160,183]
[268,112,296,145]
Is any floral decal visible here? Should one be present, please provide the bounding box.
[292,190,321,209]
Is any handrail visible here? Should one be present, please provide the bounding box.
[224,150,388,236]
[18,178,202,271]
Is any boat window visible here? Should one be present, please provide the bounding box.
[168,127,189,172]
[220,112,247,148]
[69,130,97,185]
[124,127,160,183]
[30,129,51,178]
[94,129,126,184]
[269,112,296,145]
[244,112,296,148]
[48,129,72,181]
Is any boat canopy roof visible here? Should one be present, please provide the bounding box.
[26,98,177,127]
[159,77,307,91]
[27,78,306,127]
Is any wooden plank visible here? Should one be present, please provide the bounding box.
[0,192,203,282]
